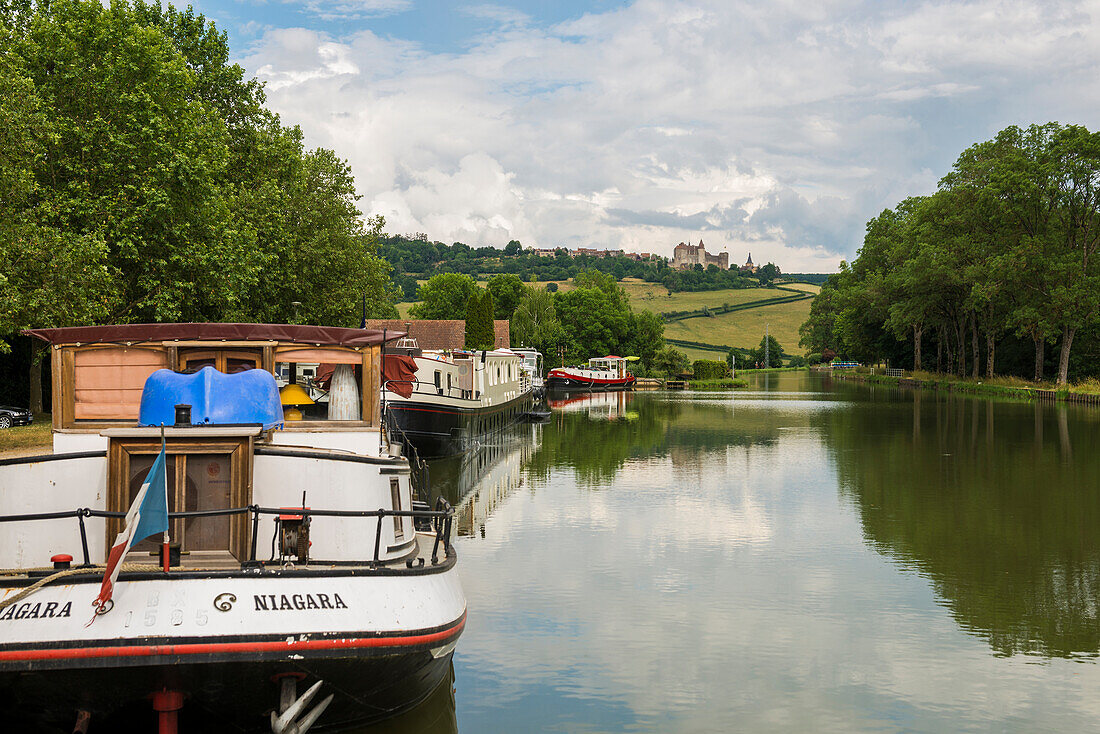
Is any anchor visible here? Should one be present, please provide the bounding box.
[270,676,334,734]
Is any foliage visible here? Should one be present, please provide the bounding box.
[546,282,559,292]
[801,122,1100,384]
[511,286,564,360]
[0,0,398,349]
[691,360,731,380]
[410,273,478,320]
[747,335,784,368]
[486,274,525,320]
[652,347,690,378]
[464,289,495,349]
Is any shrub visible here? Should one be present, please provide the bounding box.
[692,359,731,380]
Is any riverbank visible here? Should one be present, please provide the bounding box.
[687,378,749,390]
[830,371,1100,406]
[0,415,52,457]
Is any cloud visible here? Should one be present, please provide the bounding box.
[238,0,1100,270]
[283,0,412,22]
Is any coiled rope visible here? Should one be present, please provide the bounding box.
[0,564,188,611]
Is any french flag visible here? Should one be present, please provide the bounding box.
[93,446,169,613]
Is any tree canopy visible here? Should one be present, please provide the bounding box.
[801,122,1100,384]
[0,0,399,349]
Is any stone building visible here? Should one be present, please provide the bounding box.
[672,240,729,270]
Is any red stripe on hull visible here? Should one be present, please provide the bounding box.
[0,613,465,664]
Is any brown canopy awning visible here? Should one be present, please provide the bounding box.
[24,323,406,348]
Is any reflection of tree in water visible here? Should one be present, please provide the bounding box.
[525,392,679,487]
[529,392,782,487]
[815,390,1100,657]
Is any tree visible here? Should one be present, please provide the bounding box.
[410,273,479,320]
[757,262,781,284]
[486,274,526,320]
[546,282,559,292]
[503,240,522,256]
[464,289,495,349]
[749,335,784,368]
[652,347,689,378]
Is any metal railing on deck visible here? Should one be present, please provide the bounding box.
[0,498,454,570]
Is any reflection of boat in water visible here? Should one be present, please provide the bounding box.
[428,424,540,538]
[549,390,635,421]
[382,339,534,458]
[0,324,465,732]
[351,661,457,734]
[546,356,636,392]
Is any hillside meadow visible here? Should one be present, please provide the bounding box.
[397,278,820,355]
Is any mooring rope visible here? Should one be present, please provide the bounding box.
[0,563,204,611]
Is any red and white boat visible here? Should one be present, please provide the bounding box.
[546,355,636,392]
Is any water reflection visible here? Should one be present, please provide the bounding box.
[815,386,1100,658]
[428,423,541,538]
[433,375,1100,732]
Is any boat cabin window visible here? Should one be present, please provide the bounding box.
[179,349,262,374]
[390,478,404,541]
[275,360,362,421]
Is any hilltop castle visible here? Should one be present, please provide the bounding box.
[672,240,728,270]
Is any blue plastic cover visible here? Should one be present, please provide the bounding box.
[139,367,283,428]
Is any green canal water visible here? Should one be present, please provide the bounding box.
[365,371,1100,732]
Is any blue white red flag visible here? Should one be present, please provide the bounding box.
[93,447,169,612]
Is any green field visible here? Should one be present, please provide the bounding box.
[395,278,820,355]
[664,292,814,354]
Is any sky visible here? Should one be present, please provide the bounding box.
[184,0,1100,272]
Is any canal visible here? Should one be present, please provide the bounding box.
[365,371,1100,732]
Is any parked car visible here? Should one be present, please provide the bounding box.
[0,406,33,429]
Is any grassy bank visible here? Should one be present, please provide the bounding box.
[0,415,52,457]
[831,370,1100,405]
[686,378,749,390]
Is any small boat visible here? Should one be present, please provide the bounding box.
[381,341,535,458]
[512,348,545,399]
[0,323,465,733]
[546,355,637,392]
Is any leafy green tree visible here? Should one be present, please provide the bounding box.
[487,274,526,320]
[464,289,495,349]
[748,335,784,368]
[511,286,564,360]
[410,273,479,320]
[503,240,522,256]
[652,347,689,378]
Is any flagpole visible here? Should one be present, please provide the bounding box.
[160,425,170,573]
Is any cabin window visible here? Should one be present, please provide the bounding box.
[390,478,404,541]
[179,349,262,374]
[71,347,168,421]
[434,370,442,395]
[274,361,362,421]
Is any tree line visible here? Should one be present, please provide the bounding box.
[800,123,1100,384]
[412,271,666,374]
[0,1,399,407]
[382,235,787,296]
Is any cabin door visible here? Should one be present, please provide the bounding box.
[111,439,251,560]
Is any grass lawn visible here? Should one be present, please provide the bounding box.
[665,296,811,352]
[624,284,786,314]
[0,415,52,457]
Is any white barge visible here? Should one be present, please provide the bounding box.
[381,342,534,458]
[0,323,465,732]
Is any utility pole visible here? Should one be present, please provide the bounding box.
[764,323,769,369]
